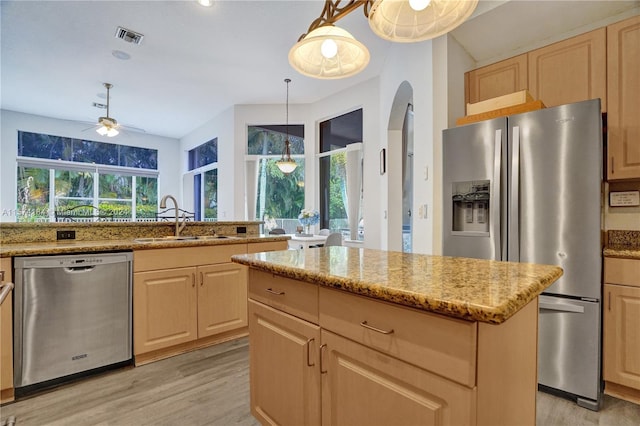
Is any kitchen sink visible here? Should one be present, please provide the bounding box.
[134,235,238,243]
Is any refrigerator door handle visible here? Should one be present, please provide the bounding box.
[509,126,520,262]
[492,129,502,260]
[539,296,585,313]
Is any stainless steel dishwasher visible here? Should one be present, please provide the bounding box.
[14,252,133,393]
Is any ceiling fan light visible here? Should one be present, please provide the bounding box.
[288,25,370,79]
[96,126,109,136]
[368,0,478,42]
[106,127,119,137]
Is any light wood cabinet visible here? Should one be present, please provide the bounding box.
[247,240,288,254]
[528,28,607,110]
[607,15,640,180]
[0,258,14,403]
[603,257,640,404]
[247,270,540,425]
[465,54,528,106]
[248,299,321,426]
[133,244,249,364]
[321,329,474,426]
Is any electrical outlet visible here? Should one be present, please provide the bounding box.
[236,226,247,234]
[57,230,76,240]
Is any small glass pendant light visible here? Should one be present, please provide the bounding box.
[276,78,298,174]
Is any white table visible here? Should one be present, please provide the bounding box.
[287,234,328,250]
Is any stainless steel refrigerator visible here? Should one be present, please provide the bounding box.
[442,99,602,410]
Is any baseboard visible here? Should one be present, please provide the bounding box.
[604,381,640,405]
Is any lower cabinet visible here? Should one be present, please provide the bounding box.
[0,257,13,403]
[247,269,538,426]
[133,244,249,364]
[320,330,474,426]
[603,257,640,404]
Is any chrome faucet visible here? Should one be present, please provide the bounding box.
[159,194,186,237]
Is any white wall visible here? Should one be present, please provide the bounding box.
[377,41,435,254]
[0,109,180,222]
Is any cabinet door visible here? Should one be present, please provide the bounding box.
[0,258,13,403]
[528,28,606,110]
[197,263,248,338]
[607,15,640,180]
[133,267,198,355]
[320,330,475,426]
[604,284,640,390]
[248,299,321,426]
[466,54,527,105]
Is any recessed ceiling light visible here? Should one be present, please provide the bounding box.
[112,50,131,60]
[197,0,213,7]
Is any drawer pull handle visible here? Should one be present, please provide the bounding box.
[306,338,315,367]
[320,344,327,374]
[265,288,285,296]
[360,321,394,335]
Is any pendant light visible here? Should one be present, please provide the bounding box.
[288,25,370,80]
[368,0,478,43]
[276,78,298,174]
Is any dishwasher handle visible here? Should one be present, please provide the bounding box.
[64,266,96,273]
[0,282,14,305]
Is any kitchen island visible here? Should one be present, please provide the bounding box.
[232,247,563,426]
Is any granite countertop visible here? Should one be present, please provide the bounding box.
[603,246,640,260]
[604,230,640,260]
[232,247,563,324]
[0,235,289,257]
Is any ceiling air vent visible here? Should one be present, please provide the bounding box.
[114,26,144,45]
[92,102,107,109]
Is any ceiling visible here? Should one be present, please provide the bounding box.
[2,1,638,140]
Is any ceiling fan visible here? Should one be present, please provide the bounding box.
[96,82,120,137]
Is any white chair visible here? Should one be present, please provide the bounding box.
[318,228,331,236]
[324,232,343,247]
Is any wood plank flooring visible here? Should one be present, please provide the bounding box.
[1,337,638,425]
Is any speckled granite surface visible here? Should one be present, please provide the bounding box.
[605,230,640,259]
[232,247,563,324]
[0,235,289,257]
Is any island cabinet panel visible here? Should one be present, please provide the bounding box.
[527,28,607,111]
[466,54,528,106]
[318,286,477,387]
[0,257,14,403]
[607,14,640,180]
[197,263,247,338]
[603,256,640,404]
[134,267,198,354]
[248,299,321,426]
[320,330,475,426]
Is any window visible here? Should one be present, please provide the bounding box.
[246,125,304,233]
[319,109,363,240]
[188,138,218,221]
[16,131,158,222]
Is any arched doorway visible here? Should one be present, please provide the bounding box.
[386,81,414,252]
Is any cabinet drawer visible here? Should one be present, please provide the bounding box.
[605,258,640,287]
[247,241,288,253]
[319,287,477,387]
[248,269,318,324]
[134,244,248,272]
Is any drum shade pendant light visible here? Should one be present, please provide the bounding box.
[276,78,298,174]
[289,0,477,79]
[368,0,479,42]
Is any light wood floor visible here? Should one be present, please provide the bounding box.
[1,337,638,426]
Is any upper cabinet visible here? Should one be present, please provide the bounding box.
[465,15,640,181]
[528,28,607,111]
[465,54,528,106]
[607,15,640,181]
